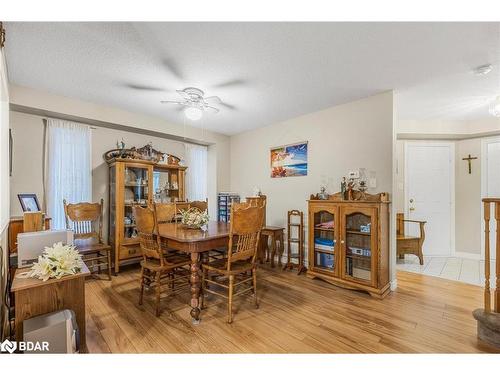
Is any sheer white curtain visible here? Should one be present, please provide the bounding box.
[45,119,91,229]
[184,143,208,202]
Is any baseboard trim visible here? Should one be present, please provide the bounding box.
[454,252,481,260]
[390,279,398,291]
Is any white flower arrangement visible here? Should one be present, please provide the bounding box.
[24,242,84,281]
[180,207,209,229]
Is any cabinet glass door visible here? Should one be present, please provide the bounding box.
[312,208,338,275]
[342,208,376,285]
[123,164,150,241]
[153,167,181,203]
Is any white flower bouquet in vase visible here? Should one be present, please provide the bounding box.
[23,242,84,281]
[180,207,209,229]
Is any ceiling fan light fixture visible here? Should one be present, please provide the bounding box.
[489,96,500,117]
[184,106,203,121]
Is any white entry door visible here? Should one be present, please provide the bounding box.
[481,137,500,260]
[405,142,454,256]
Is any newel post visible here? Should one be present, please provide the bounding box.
[484,200,491,313]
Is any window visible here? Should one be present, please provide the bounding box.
[184,143,208,201]
[45,119,91,229]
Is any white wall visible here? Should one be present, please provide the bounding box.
[9,112,44,216]
[455,138,481,254]
[230,91,394,271]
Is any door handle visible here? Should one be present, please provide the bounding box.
[409,207,415,211]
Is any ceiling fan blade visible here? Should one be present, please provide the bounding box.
[160,100,185,105]
[162,58,184,80]
[204,105,220,113]
[213,79,246,89]
[204,96,222,104]
[219,101,237,110]
[123,83,166,92]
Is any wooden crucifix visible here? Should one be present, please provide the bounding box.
[462,154,478,174]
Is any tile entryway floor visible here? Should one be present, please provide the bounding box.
[396,255,496,286]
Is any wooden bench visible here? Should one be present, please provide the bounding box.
[396,213,426,265]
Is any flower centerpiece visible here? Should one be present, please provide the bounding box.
[23,242,84,281]
[180,207,209,229]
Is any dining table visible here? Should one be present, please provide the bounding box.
[157,220,230,324]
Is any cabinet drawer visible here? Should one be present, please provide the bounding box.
[120,245,141,260]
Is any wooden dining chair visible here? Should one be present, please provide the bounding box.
[201,201,265,323]
[173,201,190,221]
[134,205,191,316]
[189,199,208,212]
[154,202,183,256]
[155,202,176,224]
[63,198,112,280]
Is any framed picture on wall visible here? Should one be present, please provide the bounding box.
[270,141,308,178]
[18,193,41,212]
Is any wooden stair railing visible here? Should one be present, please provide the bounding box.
[473,198,500,348]
[482,198,500,313]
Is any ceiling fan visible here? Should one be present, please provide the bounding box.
[160,87,224,121]
[121,58,241,120]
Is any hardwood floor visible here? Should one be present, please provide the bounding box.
[85,265,499,353]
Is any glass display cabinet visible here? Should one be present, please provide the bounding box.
[107,158,187,273]
[307,191,390,298]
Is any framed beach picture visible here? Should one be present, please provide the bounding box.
[270,141,308,178]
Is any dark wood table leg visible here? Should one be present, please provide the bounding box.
[190,252,201,324]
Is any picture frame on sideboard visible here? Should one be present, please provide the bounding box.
[18,193,41,212]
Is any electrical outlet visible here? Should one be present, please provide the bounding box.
[369,177,377,188]
[348,170,359,179]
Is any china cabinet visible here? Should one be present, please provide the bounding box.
[307,191,390,298]
[107,155,187,273]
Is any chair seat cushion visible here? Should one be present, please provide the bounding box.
[202,258,254,275]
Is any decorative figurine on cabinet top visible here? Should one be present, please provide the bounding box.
[340,177,347,199]
[347,178,355,201]
[318,186,328,200]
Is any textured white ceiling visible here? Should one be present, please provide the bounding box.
[5,22,500,135]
